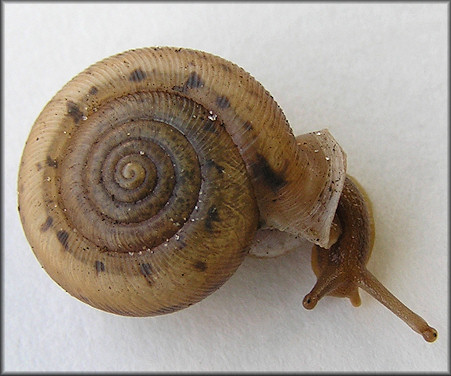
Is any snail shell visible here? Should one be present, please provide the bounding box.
[18,47,346,316]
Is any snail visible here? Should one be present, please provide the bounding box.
[17,47,437,342]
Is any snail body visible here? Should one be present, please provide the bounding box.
[18,47,436,341]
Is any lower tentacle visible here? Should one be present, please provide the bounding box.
[303,269,347,309]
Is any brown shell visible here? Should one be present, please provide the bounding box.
[17,47,346,316]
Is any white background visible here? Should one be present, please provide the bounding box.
[3,2,448,372]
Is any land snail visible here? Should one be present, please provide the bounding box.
[18,47,437,342]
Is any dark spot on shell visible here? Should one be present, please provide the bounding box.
[203,120,216,133]
[216,95,230,109]
[40,216,53,232]
[244,121,253,131]
[129,68,147,82]
[89,86,98,95]
[251,153,287,191]
[56,230,69,250]
[172,72,204,92]
[46,156,58,168]
[185,72,204,88]
[66,101,83,123]
[193,260,207,272]
[140,263,152,276]
[95,260,105,273]
[177,240,187,249]
[36,162,42,171]
[220,63,232,72]
[205,205,219,231]
[205,159,224,174]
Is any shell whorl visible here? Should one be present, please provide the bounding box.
[18,47,346,315]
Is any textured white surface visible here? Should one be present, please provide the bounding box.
[3,2,448,372]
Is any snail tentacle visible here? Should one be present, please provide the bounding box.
[304,176,437,342]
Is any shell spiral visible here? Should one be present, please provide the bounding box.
[18,47,346,316]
